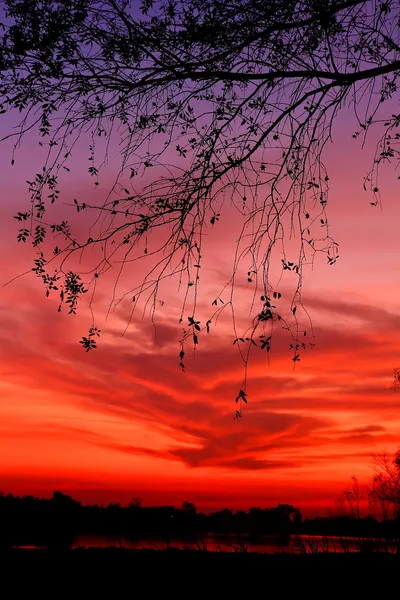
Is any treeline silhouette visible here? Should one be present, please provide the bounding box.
[1,491,400,548]
[0,492,300,547]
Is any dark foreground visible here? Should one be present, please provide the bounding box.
[2,548,399,593]
[4,546,400,566]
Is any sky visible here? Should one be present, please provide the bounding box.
[1,99,400,517]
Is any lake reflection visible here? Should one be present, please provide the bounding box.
[71,533,389,553]
[15,533,398,553]
[72,533,292,553]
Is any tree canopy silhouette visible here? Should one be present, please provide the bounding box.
[1,0,399,409]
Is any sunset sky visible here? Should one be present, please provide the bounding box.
[1,100,400,516]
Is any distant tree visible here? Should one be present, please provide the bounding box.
[1,0,399,407]
[128,496,142,508]
[336,475,366,519]
[181,501,197,514]
[51,490,81,509]
[371,449,400,514]
[277,503,303,524]
[107,502,121,509]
